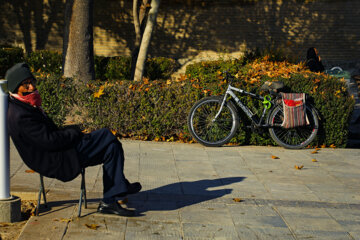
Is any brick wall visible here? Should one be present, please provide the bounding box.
[1,0,359,65]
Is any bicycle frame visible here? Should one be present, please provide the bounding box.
[214,84,271,127]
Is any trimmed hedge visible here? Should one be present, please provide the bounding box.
[2,48,178,81]
[34,57,355,147]
[0,46,24,78]
[26,50,63,74]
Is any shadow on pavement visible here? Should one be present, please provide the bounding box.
[36,177,245,216]
[127,177,246,214]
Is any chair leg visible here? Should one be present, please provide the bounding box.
[78,168,87,217]
[36,175,47,216]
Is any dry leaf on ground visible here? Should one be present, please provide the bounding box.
[312,159,318,162]
[271,155,279,159]
[118,198,128,204]
[85,223,100,230]
[295,165,304,170]
[233,198,242,202]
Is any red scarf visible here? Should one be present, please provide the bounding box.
[11,90,42,107]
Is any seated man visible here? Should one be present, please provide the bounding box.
[6,63,141,217]
[306,47,325,73]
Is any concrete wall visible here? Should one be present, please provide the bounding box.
[1,0,359,65]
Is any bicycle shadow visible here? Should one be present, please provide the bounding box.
[126,177,245,214]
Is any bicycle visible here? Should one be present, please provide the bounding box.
[187,72,320,149]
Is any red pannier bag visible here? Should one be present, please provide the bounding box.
[280,93,309,128]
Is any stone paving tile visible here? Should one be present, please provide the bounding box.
[349,231,360,240]
[293,230,353,240]
[125,219,182,240]
[283,216,345,232]
[18,204,76,240]
[235,225,295,240]
[63,215,126,240]
[180,205,233,225]
[182,223,239,240]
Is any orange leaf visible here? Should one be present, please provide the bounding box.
[233,198,242,202]
[312,159,318,162]
[329,144,336,149]
[118,198,128,204]
[271,155,279,159]
[93,86,105,98]
[295,165,304,170]
[25,169,35,173]
[84,223,99,230]
[321,144,326,148]
[311,150,318,154]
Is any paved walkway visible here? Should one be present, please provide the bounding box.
[9,140,360,240]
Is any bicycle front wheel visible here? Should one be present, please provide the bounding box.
[268,105,319,149]
[188,96,239,147]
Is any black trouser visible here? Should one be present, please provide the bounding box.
[76,128,129,202]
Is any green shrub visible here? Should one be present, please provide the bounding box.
[104,56,131,80]
[0,46,24,78]
[36,73,74,126]
[185,59,243,83]
[26,50,62,74]
[94,56,110,80]
[145,57,180,80]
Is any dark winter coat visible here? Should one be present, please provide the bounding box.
[7,96,83,182]
[306,47,325,73]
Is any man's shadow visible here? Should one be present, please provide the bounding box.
[125,177,245,214]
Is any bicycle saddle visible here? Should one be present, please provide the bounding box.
[260,81,285,92]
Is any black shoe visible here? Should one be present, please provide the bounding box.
[97,201,135,217]
[127,182,142,195]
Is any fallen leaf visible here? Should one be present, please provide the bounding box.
[233,198,242,202]
[312,159,318,162]
[271,155,279,159]
[321,144,326,148]
[60,218,72,223]
[118,198,128,204]
[25,169,35,173]
[85,223,100,230]
[329,144,336,149]
[311,150,318,154]
[93,86,105,98]
[315,147,320,151]
[295,165,304,170]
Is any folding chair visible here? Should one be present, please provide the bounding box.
[35,168,87,217]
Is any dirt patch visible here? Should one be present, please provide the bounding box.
[0,200,36,240]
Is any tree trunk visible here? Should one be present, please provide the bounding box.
[133,0,160,82]
[131,0,150,80]
[63,0,95,83]
[12,1,33,54]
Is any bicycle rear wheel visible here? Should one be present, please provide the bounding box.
[188,96,239,147]
[268,105,319,149]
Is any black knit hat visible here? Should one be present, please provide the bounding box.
[5,63,35,93]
